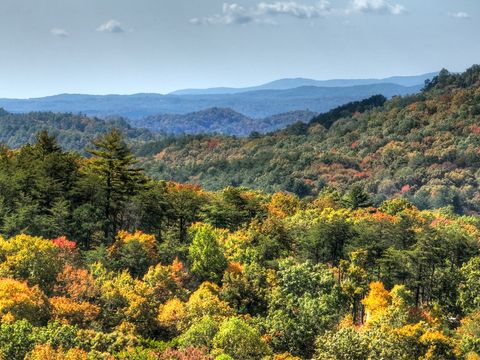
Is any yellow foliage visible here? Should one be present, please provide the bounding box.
[143,258,188,303]
[111,230,158,261]
[312,194,340,211]
[50,296,100,327]
[0,278,50,325]
[222,229,252,261]
[158,282,234,333]
[362,281,391,324]
[186,282,234,321]
[268,192,300,218]
[273,352,302,360]
[26,344,88,360]
[419,330,456,360]
[466,353,480,360]
[158,298,186,332]
[0,234,62,290]
[394,322,425,339]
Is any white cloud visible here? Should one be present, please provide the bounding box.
[350,0,406,15]
[191,1,331,25]
[448,11,470,19]
[50,28,69,37]
[96,20,125,33]
[256,1,330,19]
[191,4,254,25]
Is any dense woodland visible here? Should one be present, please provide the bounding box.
[128,108,317,137]
[0,110,153,153]
[0,67,478,359]
[139,66,480,215]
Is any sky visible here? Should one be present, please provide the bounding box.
[0,0,479,98]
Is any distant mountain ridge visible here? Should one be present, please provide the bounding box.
[169,72,437,95]
[0,83,424,119]
[128,108,317,136]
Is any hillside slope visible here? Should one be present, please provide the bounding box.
[138,66,480,213]
[0,109,153,152]
[129,108,317,136]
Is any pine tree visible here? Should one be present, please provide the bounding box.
[88,129,145,242]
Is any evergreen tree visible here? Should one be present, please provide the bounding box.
[88,129,146,242]
[343,185,372,209]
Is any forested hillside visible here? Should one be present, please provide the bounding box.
[0,109,153,152]
[0,128,478,359]
[129,108,317,136]
[138,66,480,214]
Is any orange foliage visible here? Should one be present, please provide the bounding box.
[0,278,50,325]
[50,296,100,327]
[143,259,188,303]
[54,264,98,302]
[226,261,243,275]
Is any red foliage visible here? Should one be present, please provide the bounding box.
[52,236,76,249]
[471,124,480,135]
[207,138,221,151]
[400,185,411,194]
[354,171,369,178]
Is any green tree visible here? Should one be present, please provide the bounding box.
[212,317,271,360]
[459,256,480,314]
[265,259,342,358]
[342,185,372,210]
[88,129,146,242]
[314,327,369,360]
[178,315,219,350]
[188,224,227,283]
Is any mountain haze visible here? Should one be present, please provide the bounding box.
[0,83,422,119]
[169,72,437,95]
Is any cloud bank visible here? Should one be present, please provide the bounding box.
[191,1,332,25]
[192,0,407,25]
[350,0,406,15]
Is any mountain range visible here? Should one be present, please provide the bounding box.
[0,77,432,120]
[169,73,437,95]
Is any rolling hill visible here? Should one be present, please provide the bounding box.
[128,108,317,136]
[0,109,153,152]
[0,83,422,119]
[137,66,480,214]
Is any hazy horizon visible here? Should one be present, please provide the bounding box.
[0,70,440,99]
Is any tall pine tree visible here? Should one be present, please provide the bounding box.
[88,129,145,242]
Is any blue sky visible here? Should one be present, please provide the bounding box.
[1,0,478,98]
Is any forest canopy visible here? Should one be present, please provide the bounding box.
[0,122,478,359]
